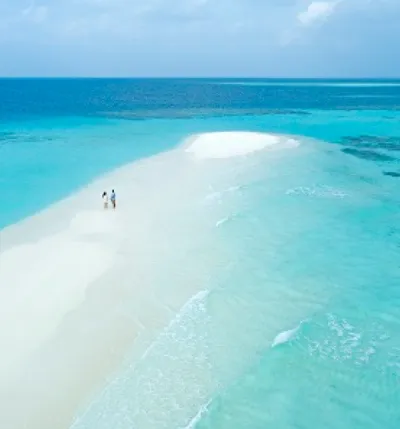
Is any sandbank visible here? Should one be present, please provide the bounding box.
[0,131,300,428]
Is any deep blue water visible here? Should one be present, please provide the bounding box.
[1,78,400,121]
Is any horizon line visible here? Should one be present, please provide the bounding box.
[0,76,400,80]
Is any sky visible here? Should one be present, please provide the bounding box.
[0,0,399,77]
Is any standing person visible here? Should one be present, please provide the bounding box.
[110,189,116,209]
[102,191,108,209]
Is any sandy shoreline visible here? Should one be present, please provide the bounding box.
[0,131,299,428]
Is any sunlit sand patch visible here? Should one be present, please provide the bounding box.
[185,131,299,159]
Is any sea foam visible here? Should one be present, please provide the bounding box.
[271,324,303,348]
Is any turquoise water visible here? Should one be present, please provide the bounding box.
[194,143,400,429]
[1,79,400,428]
[70,124,400,429]
[2,110,399,228]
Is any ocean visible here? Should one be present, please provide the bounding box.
[0,79,399,429]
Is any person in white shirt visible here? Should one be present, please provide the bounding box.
[102,191,108,209]
[110,189,116,209]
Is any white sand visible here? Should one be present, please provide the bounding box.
[185,131,299,159]
[0,131,299,429]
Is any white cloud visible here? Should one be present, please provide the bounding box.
[297,1,340,26]
[280,0,342,45]
[22,1,48,23]
[0,1,298,45]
